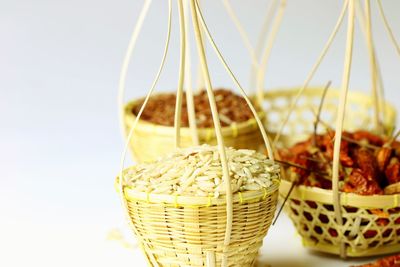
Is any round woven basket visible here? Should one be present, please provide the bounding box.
[124,96,264,163]
[118,171,280,266]
[263,86,399,257]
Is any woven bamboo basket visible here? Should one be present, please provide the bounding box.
[261,86,398,257]
[117,0,281,266]
[118,172,280,266]
[123,97,264,163]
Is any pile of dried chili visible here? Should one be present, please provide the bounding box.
[279,130,400,195]
[353,253,400,267]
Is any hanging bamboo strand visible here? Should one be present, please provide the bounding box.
[117,1,172,266]
[118,0,172,173]
[195,0,206,92]
[355,0,386,132]
[222,0,259,70]
[118,0,152,138]
[190,1,232,266]
[332,0,355,259]
[174,0,187,148]
[273,0,349,146]
[251,0,278,91]
[184,0,200,145]
[256,0,287,106]
[195,0,275,160]
[377,0,400,57]
[364,0,382,133]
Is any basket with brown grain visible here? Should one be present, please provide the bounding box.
[124,89,264,162]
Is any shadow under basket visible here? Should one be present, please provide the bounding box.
[123,98,264,163]
[262,86,396,147]
[118,174,280,267]
[280,180,400,257]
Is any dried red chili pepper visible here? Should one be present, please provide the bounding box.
[376,147,392,172]
[353,130,384,146]
[352,253,400,267]
[385,160,400,185]
[353,148,383,185]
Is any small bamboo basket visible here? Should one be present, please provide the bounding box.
[123,97,264,163]
[266,88,399,258]
[262,86,398,257]
[119,173,279,266]
[117,0,281,266]
[262,0,400,258]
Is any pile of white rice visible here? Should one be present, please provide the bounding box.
[123,145,280,198]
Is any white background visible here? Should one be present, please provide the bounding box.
[2,0,400,266]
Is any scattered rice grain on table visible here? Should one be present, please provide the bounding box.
[123,145,280,198]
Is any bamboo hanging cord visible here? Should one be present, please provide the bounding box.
[273,0,349,146]
[189,2,234,266]
[118,0,152,138]
[117,1,172,265]
[222,0,259,71]
[194,0,275,160]
[256,0,287,106]
[364,0,382,133]
[184,0,199,145]
[331,0,355,259]
[174,0,187,148]
[377,0,400,57]
[251,0,279,91]
[355,0,386,130]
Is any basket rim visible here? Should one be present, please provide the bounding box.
[280,179,400,209]
[116,173,280,207]
[264,86,395,108]
[124,94,264,137]
[264,86,396,127]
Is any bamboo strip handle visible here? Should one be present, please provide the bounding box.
[190,2,233,266]
[194,0,275,161]
[117,2,172,266]
[250,0,279,92]
[354,0,386,132]
[377,0,400,57]
[195,0,206,93]
[256,0,287,106]
[184,0,200,146]
[174,0,186,148]
[332,0,356,259]
[222,0,259,70]
[117,0,152,139]
[364,0,382,133]
[273,0,349,146]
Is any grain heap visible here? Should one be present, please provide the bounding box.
[132,89,255,127]
[123,144,279,198]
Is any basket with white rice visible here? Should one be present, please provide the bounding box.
[118,145,280,266]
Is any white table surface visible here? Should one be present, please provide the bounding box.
[2,0,400,266]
